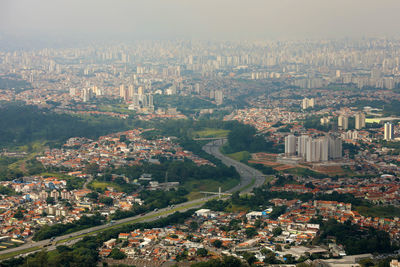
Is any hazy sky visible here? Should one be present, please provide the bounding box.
[1,0,400,41]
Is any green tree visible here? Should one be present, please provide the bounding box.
[86,192,99,201]
[196,248,208,257]
[46,196,55,205]
[272,227,283,236]
[190,221,199,231]
[242,252,257,265]
[212,239,222,248]
[245,227,258,238]
[109,248,126,260]
[14,209,24,219]
[99,197,113,206]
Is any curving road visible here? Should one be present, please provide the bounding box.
[0,138,266,260]
[202,138,266,193]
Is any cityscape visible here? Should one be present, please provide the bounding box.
[1,0,400,267]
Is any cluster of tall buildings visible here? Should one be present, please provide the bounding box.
[119,84,141,101]
[69,86,104,102]
[285,134,342,162]
[130,94,154,111]
[120,84,154,112]
[337,113,365,130]
[355,113,366,130]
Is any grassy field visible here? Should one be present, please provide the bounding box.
[192,128,230,139]
[184,178,239,200]
[264,175,275,184]
[283,166,326,178]
[89,181,123,191]
[97,104,135,115]
[226,151,250,162]
[240,178,256,193]
[355,205,400,218]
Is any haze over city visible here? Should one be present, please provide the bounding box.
[2,0,400,41]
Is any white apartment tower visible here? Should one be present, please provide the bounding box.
[297,135,309,158]
[284,134,296,155]
[338,115,349,130]
[302,98,315,109]
[384,122,394,141]
[355,113,366,130]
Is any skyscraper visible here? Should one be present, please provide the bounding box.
[384,122,394,141]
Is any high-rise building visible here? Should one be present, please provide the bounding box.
[297,135,309,159]
[355,113,366,129]
[338,115,349,130]
[148,94,154,107]
[284,134,296,155]
[138,86,144,95]
[128,84,135,99]
[302,136,342,162]
[132,94,140,108]
[384,122,394,141]
[341,130,359,140]
[82,88,92,102]
[328,137,342,159]
[215,90,224,105]
[302,98,315,109]
[119,84,126,98]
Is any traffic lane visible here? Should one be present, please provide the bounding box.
[0,198,209,256]
[203,141,265,192]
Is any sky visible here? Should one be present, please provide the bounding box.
[1,0,400,41]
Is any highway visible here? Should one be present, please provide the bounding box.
[0,138,266,260]
[202,138,266,193]
[0,198,208,259]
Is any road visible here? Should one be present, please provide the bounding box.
[0,138,266,259]
[0,198,208,259]
[202,138,266,193]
